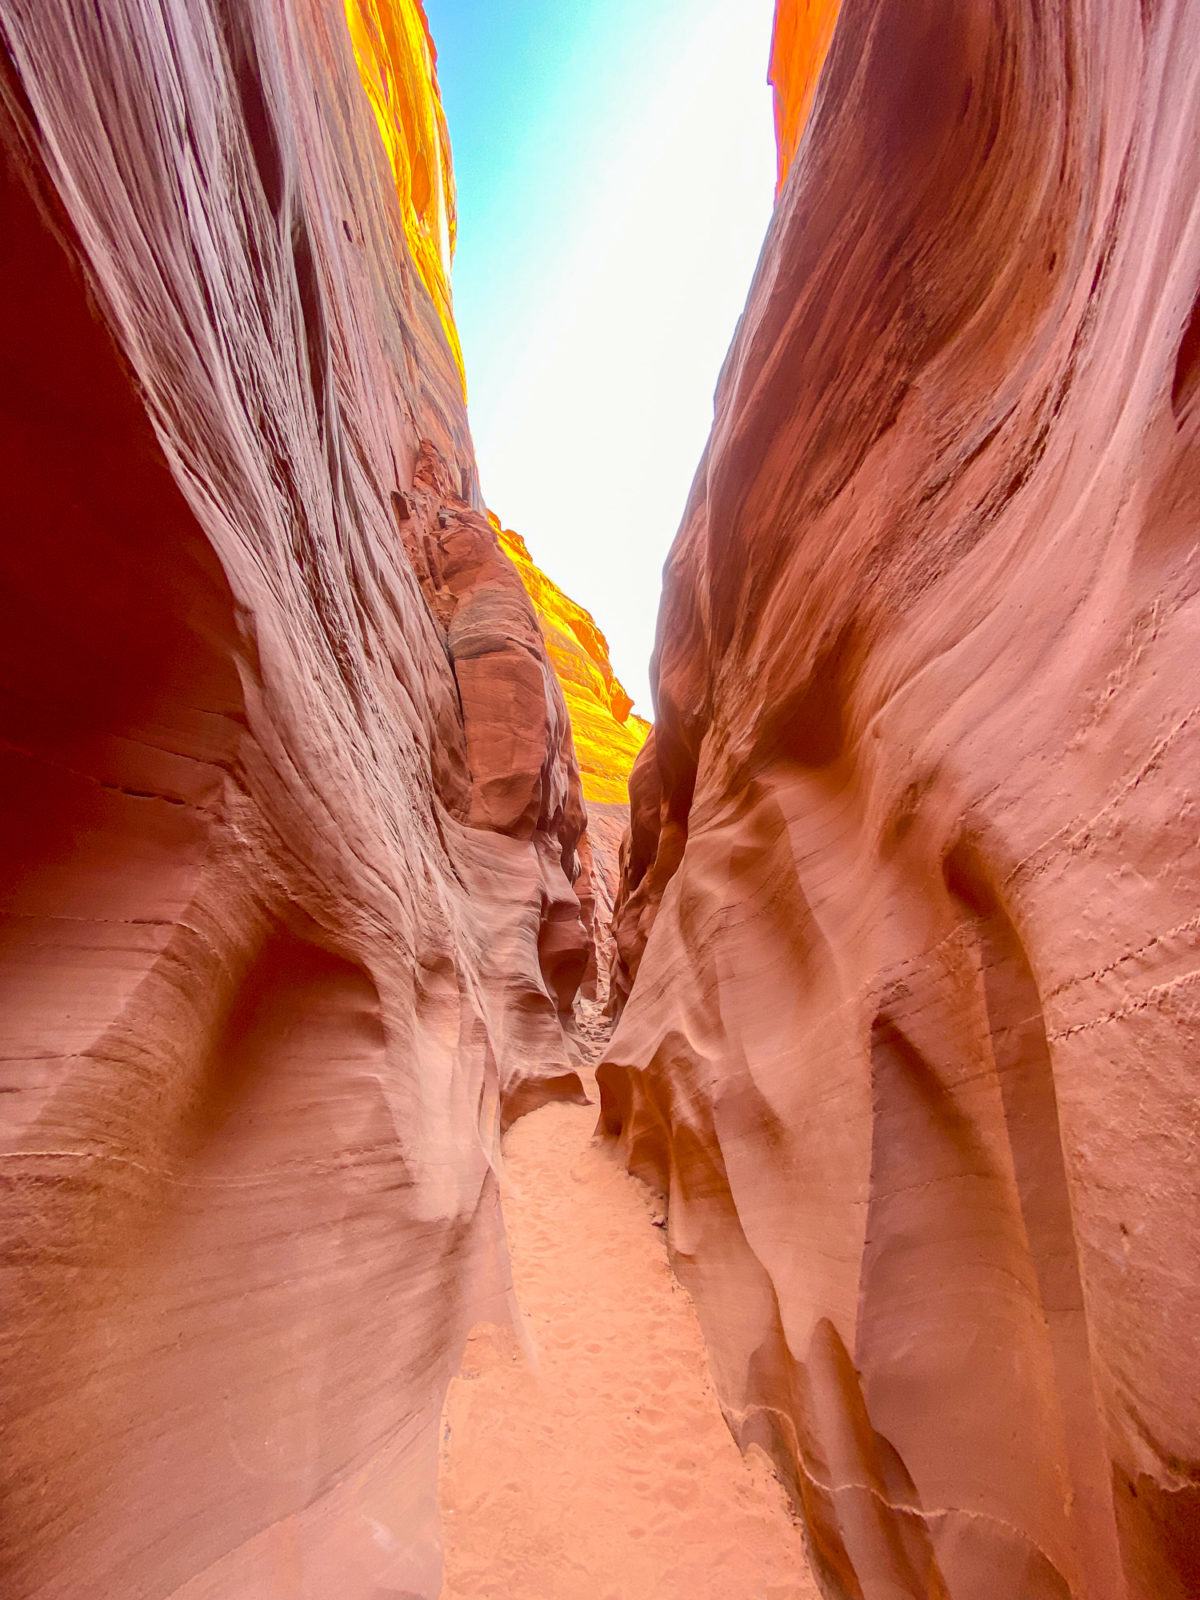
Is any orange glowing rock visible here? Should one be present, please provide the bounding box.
[344,0,464,384]
[769,0,842,193]
[343,3,645,805]
[495,522,650,805]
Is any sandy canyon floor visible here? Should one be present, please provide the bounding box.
[437,1060,819,1600]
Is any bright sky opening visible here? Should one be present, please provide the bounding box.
[423,0,779,715]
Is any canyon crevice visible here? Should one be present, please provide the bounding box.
[1,1,1198,1598]
[602,2,1200,1598]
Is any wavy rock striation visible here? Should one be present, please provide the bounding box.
[0,2,595,1595]
[602,2,1200,1597]
[344,0,464,383]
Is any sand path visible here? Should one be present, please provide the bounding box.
[438,1075,820,1599]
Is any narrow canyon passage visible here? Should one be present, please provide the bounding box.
[3,3,1197,1597]
[438,1048,818,1600]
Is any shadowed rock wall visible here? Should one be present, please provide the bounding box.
[602,2,1200,1596]
[0,2,591,1595]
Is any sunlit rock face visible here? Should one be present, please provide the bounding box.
[768,0,841,193]
[339,0,651,826]
[496,526,648,1001]
[0,2,590,1596]
[498,525,651,806]
[344,0,464,383]
[602,3,1200,1598]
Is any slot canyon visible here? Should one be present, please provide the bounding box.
[0,1,1196,1598]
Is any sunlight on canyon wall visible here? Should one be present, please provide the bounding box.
[344,0,463,382]
[769,0,843,191]
[498,523,651,806]
[346,0,647,809]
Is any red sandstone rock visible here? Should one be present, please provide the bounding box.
[495,524,650,808]
[601,3,1200,1597]
[577,800,629,1006]
[0,3,589,1596]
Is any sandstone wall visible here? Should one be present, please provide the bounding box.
[498,525,650,807]
[0,2,590,1595]
[601,2,1200,1596]
[495,527,648,1002]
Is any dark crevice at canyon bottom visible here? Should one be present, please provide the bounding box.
[2,3,1199,1600]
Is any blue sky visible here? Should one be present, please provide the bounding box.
[423,0,779,713]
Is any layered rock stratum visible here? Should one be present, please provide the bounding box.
[602,2,1200,1598]
[0,2,635,1595]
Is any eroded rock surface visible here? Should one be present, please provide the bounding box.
[498,524,650,807]
[0,2,591,1595]
[601,3,1200,1597]
[496,525,648,1003]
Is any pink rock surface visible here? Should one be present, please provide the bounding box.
[601,2,1200,1597]
[0,3,591,1595]
[578,800,629,1006]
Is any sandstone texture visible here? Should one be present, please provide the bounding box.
[601,3,1200,1598]
[0,2,595,1595]
[498,524,650,807]
[577,800,631,1007]
[345,0,464,383]
[495,528,648,1002]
